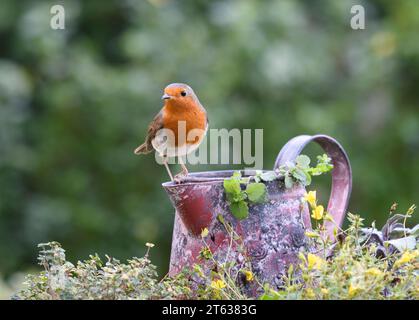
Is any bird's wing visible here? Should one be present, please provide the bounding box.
[147,109,164,142]
[134,109,164,154]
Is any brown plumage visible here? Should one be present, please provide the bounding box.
[134,83,208,181]
[134,111,163,155]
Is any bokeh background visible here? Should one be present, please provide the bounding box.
[0,0,418,297]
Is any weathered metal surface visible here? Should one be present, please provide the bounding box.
[163,134,352,296]
[274,134,352,239]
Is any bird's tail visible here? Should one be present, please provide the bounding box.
[134,142,152,155]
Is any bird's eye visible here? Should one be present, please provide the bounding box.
[180,91,187,97]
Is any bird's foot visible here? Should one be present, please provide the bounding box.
[174,169,189,184]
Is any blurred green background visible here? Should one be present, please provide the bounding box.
[0,0,418,297]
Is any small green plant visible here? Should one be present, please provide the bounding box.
[196,215,256,299]
[278,154,334,189]
[223,154,333,220]
[13,242,192,300]
[359,204,418,255]
[259,204,419,300]
[13,200,418,300]
[223,171,266,219]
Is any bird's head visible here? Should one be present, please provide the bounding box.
[162,83,199,108]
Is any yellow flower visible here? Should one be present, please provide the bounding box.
[304,191,317,208]
[242,270,254,282]
[201,227,209,238]
[304,288,315,299]
[307,253,325,270]
[365,267,383,277]
[321,288,329,296]
[394,250,418,267]
[211,279,226,290]
[311,205,324,220]
[348,284,359,298]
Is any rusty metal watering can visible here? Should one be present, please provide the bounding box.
[163,134,351,292]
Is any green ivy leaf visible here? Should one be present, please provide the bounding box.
[230,201,249,220]
[296,155,310,169]
[284,161,295,170]
[246,183,267,203]
[232,171,242,179]
[308,154,333,176]
[317,154,331,164]
[229,191,247,203]
[292,168,307,184]
[223,176,242,198]
[284,175,294,189]
[260,171,277,182]
[304,170,312,186]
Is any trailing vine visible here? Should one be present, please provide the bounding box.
[223,154,334,220]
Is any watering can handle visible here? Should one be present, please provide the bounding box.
[274,134,352,239]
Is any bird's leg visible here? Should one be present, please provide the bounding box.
[174,156,189,183]
[179,156,189,176]
[162,156,174,182]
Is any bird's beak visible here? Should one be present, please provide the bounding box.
[162,93,171,100]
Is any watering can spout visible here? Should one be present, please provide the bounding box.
[163,179,215,236]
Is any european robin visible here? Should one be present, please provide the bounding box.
[134,83,208,181]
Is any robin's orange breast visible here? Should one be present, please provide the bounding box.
[163,103,207,147]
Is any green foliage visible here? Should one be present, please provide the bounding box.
[14,204,418,300]
[14,242,191,300]
[261,216,419,300]
[196,218,253,300]
[254,171,277,183]
[360,204,419,255]
[278,154,334,189]
[229,201,249,220]
[223,154,332,219]
[308,154,334,176]
[223,171,246,203]
[245,183,267,203]
[223,171,267,219]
